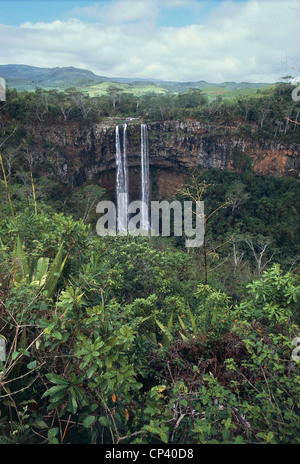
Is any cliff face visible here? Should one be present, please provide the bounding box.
[34,120,299,201]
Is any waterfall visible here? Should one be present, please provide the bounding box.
[115,124,128,232]
[115,122,150,233]
[141,123,150,231]
[123,123,128,219]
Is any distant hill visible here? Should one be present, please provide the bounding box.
[0,64,98,81]
[0,64,274,95]
[0,64,110,91]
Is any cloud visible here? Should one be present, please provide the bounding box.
[0,0,299,82]
[70,0,160,24]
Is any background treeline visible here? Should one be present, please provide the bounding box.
[1,82,300,142]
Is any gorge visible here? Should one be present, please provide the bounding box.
[32,119,299,204]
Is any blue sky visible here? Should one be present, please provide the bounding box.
[0,1,90,26]
[0,0,299,82]
[0,0,227,26]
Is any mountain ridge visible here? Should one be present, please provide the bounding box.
[0,64,274,93]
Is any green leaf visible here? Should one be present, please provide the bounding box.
[224,417,231,429]
[99,416,110,427]
[83,415,96,428]
[73,386,88,406]
[49,438,59,444]
[68,394,78,414]
[44,243,68,298]
[235,435,244,444]
[167,312,173,331]
[11,236,29,283]
[155,318,172,344]
[178,315,186,331]
[87,364,98,378]
[46,373,69,385]
[32,257,49,284]
[179,332,189,341]
[11,351,20,360]
[159,430,168,443]
[52,330,62,340]
[27,360,37,369]
[32,419,49,429]
[48,427,59,439]
[187,306,198,335]
[42,385,68,398]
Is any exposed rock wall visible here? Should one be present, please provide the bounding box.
[33,120,299,200]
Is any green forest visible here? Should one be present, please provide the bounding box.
[2,81,300,140]
[0,82,299,445]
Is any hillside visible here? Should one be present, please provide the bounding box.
[0,64,274,99]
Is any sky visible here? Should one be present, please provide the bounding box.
[0,0,299,83]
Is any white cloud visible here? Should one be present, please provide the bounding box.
[70,0,160,24]
[0,0,299,82]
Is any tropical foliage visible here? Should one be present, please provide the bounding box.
[0,204,299,444]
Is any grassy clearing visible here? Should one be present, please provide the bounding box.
[81,81,169,97]
[79,80,275,101]
[202,84,275,101]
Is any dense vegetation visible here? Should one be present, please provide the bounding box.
[1,80,299,143]
[0,82,299,444]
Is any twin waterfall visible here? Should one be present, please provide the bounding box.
[115,123,149,233]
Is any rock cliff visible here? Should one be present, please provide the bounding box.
[33,119,299,201]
